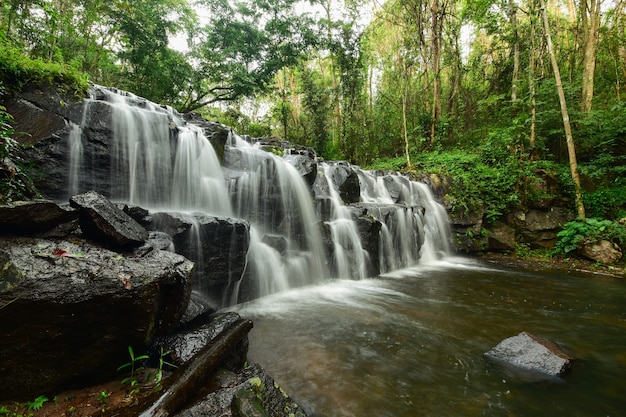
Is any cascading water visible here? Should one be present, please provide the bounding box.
[320,164,452,273]
[225,134,328,297]
[65,85,453,307]
[316,162,369,279]
[70,86,232,215]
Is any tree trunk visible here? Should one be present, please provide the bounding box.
[429,0,442,145]
[539,0,585,218]
[528,0,538,159]
[402,92,412,169]
[580,0,602,113]
[322,0,342,150]
[509,0,520,103]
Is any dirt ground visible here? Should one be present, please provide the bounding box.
[0,369,165,417]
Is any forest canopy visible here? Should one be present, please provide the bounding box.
[1,0,626,230]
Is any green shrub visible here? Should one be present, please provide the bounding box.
[555,217,626,255]
[0,38,89,95]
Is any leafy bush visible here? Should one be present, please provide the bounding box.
[583,185,626,220]
[0,37,88,95]
[0,101,39,203]
[555,217,626,255]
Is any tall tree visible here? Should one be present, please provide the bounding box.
[179,0,314,112]
[539,0,585,217]
[509,0,520,103]
[580,0,603,112]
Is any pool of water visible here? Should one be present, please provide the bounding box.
[229,257,626,417]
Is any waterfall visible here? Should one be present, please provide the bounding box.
[317,163,368,279]
[69,86,231,215]
[225,134,328,297]
[65,85,452,307]
[320,164,452,273]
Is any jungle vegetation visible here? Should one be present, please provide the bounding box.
[1,0,625,255]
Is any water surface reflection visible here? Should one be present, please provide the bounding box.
[231,258,626,417]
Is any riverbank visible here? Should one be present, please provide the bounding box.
[477,252,626,279]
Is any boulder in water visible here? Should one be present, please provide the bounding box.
[485,331,573,378]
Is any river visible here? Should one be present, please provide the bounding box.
[231,257,626,417]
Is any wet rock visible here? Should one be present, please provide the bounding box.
[350,206,383,276]
[147,211,250,306]
[487,221,516,252]
[485,331,573,377]
[179,290,217,325]
[4,84,85,146]
[70,190,148,249]
[284,152,318,187]
[147,231,175,251]
[580,240,623,264]
[0,237,194,400]
[261,234,289,255]
[155,312,248,367]
[339,169,360,204]
[183,114,231,162]
[0,199,77,235]
[175,364,308,417]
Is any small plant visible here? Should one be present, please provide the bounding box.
[117,345,149,380]
[97,391,110,404]
[118,345,149,396]
[555,217,626,255]
[25,396,48,411]
[153,346,177,387]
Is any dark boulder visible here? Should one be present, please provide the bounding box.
[175,364,308,417]
[284,153,318,188]
[148,212,250,306]
[350,205,383,276]
[484,331,573,378]
[155,312,248,366]
[0,199,77,235]
[0,237,194,400]
[487,221,516,252]
[70,190,149,249]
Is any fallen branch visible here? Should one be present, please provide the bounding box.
[138,318,253,417]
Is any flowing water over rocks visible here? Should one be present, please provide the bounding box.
[25,84,452,308]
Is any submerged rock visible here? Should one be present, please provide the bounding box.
[485,331,573,378]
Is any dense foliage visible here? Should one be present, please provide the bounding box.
[1,0,625,256]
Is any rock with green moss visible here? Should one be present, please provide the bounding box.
[176,364,308,417]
